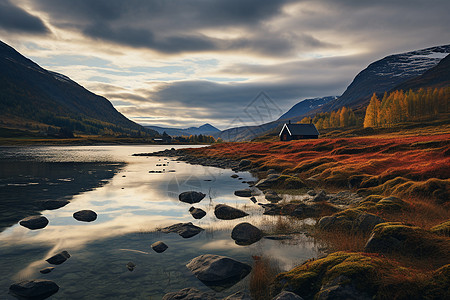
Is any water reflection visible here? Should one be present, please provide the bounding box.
[0,145,321,299]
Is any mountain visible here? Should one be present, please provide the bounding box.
[278,96,337,120]
[391,54,450,92]
[214,96,336,142]
[0,41,156,137]
[145,123,220,136]
[324,44,450,111]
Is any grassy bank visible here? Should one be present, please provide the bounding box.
[178,131,449,299]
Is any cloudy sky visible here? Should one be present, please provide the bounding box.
[1,0,449,129]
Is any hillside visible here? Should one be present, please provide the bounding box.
[0,41,157,137]
[392,54,450,92]
[278,96,337,121]
[145,123,220,136]
[323,44,450,112]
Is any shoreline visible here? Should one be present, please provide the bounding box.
[135,136,450,299]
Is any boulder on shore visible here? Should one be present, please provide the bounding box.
[189,207,207,219]
[46,250,70,265]
[162,287,216,300]
[186,254,252,291]
[214,204,248,220]
[231,222,263,245]
[9,280,59,299]
[73,210,97,222]
[317,209,384,233]
[19,215,49,230]
[160,222,204,238]
[179,191,206,204]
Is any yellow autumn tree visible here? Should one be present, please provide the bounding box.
[364,93,381,127]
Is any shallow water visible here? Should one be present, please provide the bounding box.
[0,145,321,299]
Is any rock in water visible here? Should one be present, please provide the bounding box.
[9,280,59,299]
[273,291,304,300]
[151,241,168,253]
[234,189,252,197]
[160,222,204,238]
[19,215,49,230]
[179,191,206,204]
[126,262,136,271]
[73,210,97,222]
[186,254,252,292]
[231,174,239,178]
[231,223,262,245]
[42,200,70,210]
[46,251,70,265]
[189,207,207,219]
[39,267,55,274]
[214,204,248,220]
[162,287,217,300]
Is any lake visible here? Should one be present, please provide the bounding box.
[0,145,321,299]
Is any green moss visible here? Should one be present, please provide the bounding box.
[375,196,409,212]
[272,252,414,299]
[367,223,450,260]
[430,220,450,237]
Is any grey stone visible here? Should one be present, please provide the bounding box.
[312,190,328,202]
[179,191,206,204]
[214,204,249,220]
[249,196,257,203]
[73,210,97,222]
[238,159,252,168]
[151,241,168,253]
[9,280,59,299]
[234,189,252,197]
[162,287,216,300]
[231,174,239,178]
[39,267,55,274]
[46,250,70,265]
[273,291,304,300]
[19,215,49,230]
[189,207,207,219]
[306,190,317,196]
[255,174,280,189]
[160,222,204,238]
[316,275,372,300]
[265,191,282,203]
[186,254,252,289]
[231,222,262,245]
[42,200,70,210]
[126,262,136,271]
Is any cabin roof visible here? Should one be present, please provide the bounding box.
[279,123,319,136]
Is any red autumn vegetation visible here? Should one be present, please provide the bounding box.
[188,134,448,199]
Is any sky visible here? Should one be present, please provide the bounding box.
[1,0,449,130]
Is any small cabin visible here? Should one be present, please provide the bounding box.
[279,121,319,141]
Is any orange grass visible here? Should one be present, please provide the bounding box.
[185,134,450,204]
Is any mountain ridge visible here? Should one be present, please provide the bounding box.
[0,40,156,137]
[145,123,220,136]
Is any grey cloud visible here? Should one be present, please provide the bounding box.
[0,0,49,34]
[31,0,320,56]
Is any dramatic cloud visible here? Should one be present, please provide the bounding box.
[1,0,449,128]
[0,0,49,34]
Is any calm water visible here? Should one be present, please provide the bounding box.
[0,145,321,299]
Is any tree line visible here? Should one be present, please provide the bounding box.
[364,87,450,128]
[298,106,359,129]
